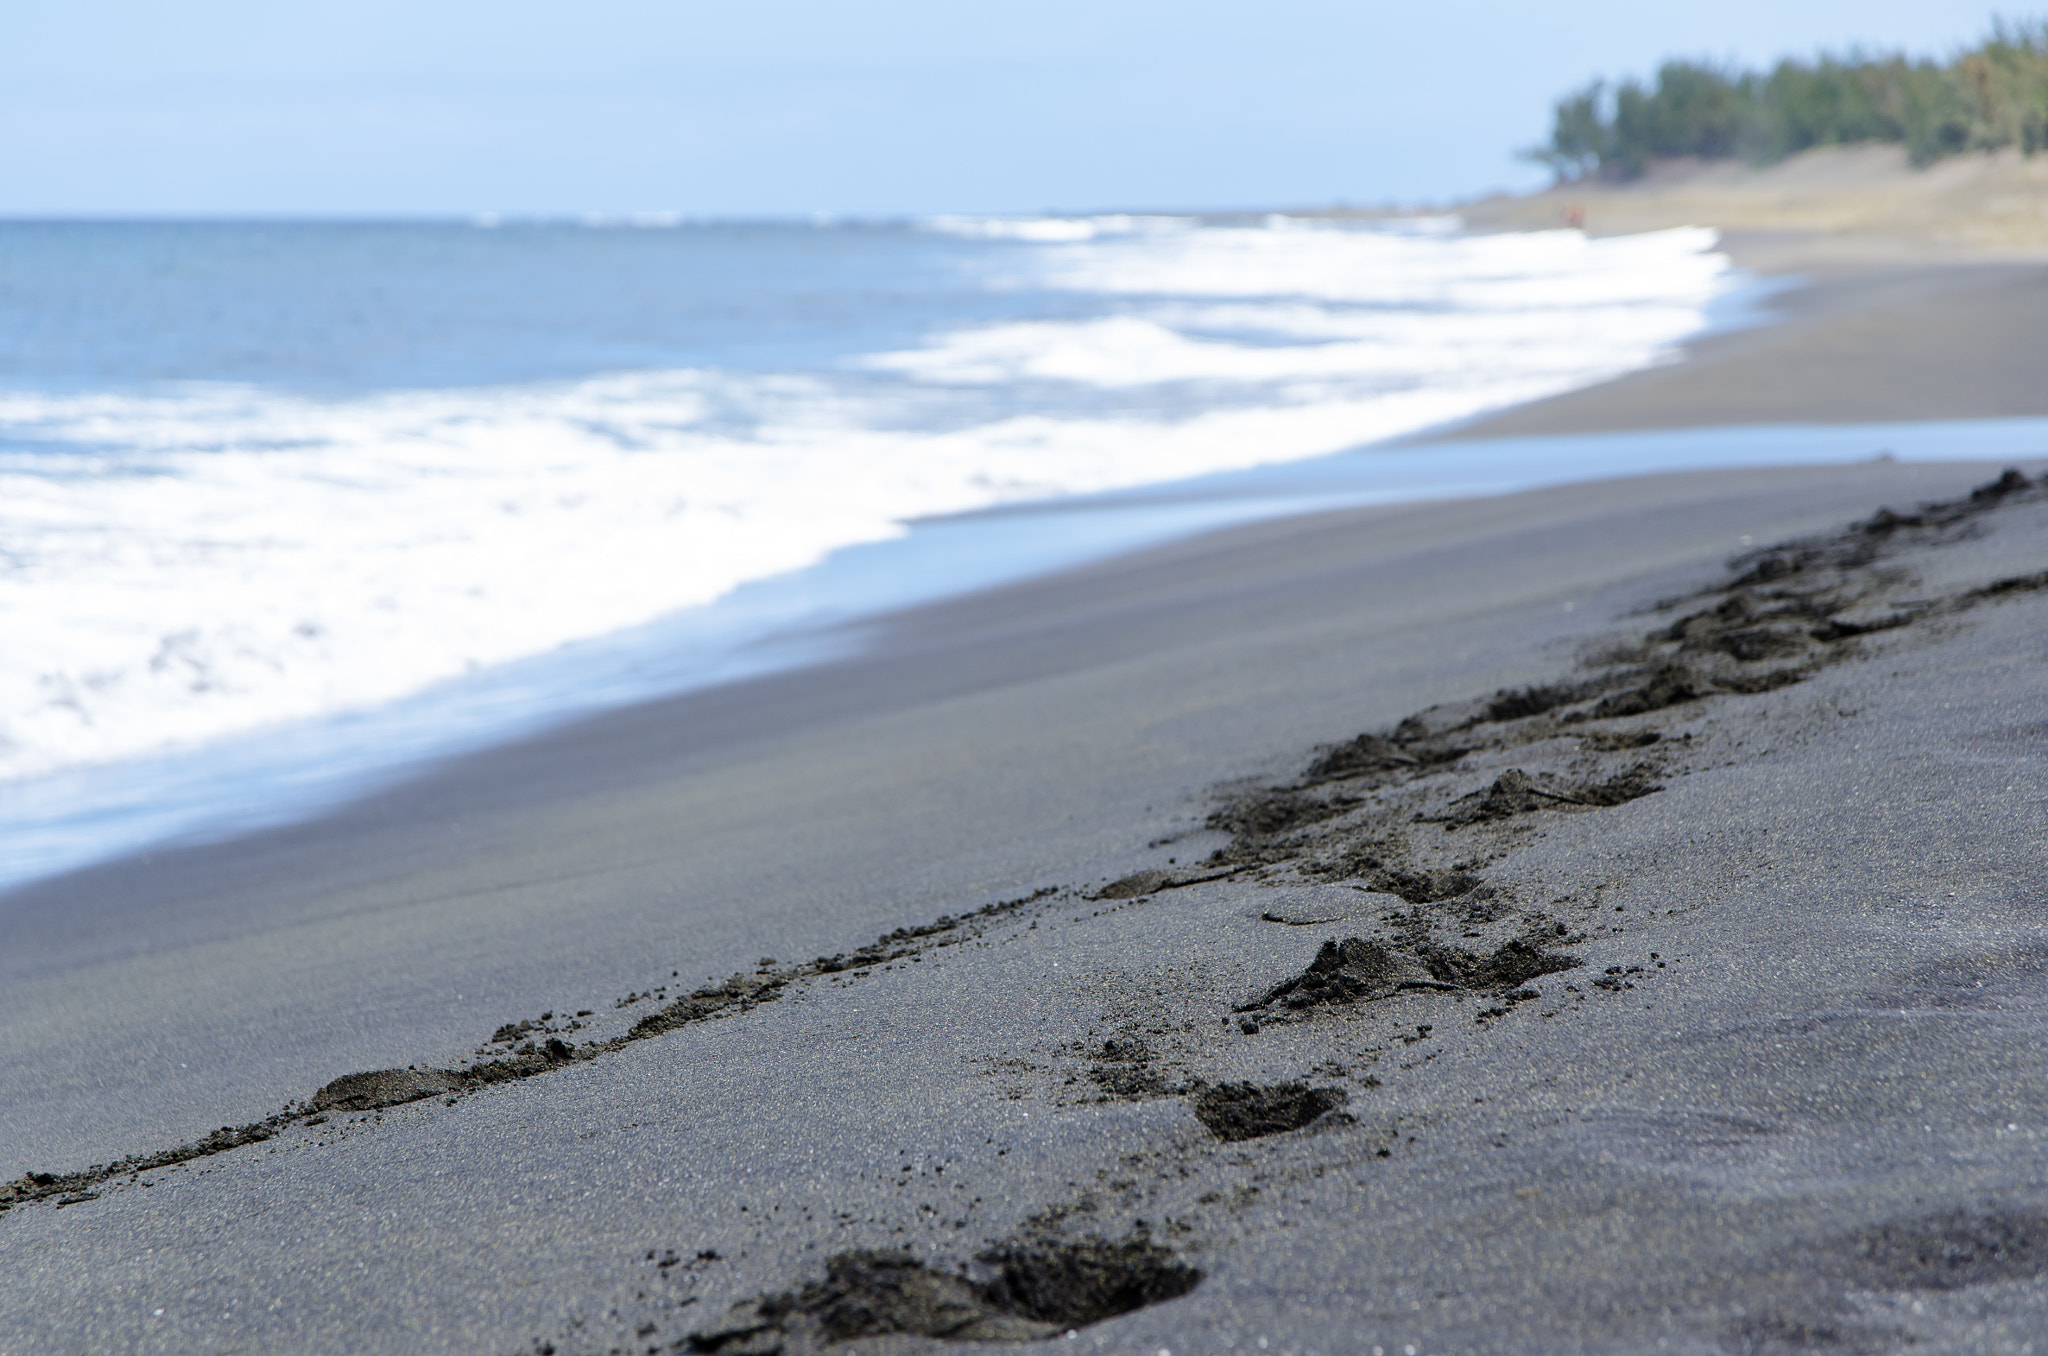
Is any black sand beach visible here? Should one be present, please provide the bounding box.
[4,227,2048,1354]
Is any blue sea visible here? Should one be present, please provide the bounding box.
[4,213,2042,892]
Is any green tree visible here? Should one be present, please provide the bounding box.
[1533,19,2048,179]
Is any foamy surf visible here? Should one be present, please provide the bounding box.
[0,215,1738,884]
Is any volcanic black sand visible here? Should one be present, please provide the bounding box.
[3,460,2046,1354]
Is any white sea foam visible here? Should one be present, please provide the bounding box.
[0,218,1733,804]
[875,221,1726,389]
[924,213,1159,242]
[1018,217,1726,306]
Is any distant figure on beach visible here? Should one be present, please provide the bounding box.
[1563,204,1586,229]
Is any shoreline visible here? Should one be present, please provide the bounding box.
[9,412,2048,900]
[0,214,1744,898]
[13,190,2048,898]
[1435,143,2048,440]
[7,179,2048,1349]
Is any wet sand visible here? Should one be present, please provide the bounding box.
[5,216,2048,1352]
[1435,252,2048,438]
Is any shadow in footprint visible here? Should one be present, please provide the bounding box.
[688,1237,1201,1352]
[1190,1082,1350,1142]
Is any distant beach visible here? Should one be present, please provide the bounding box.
[1445,143,2048,441]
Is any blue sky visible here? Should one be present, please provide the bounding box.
[0,1,2013,216]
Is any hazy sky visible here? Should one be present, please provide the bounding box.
[1,1,2011,216]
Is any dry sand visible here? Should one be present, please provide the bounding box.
[4,172,2048,1354]
[1461,143,2048,265]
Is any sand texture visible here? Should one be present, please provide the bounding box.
[3,458,2046,1355]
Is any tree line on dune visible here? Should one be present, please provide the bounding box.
[1532,19,2048,180]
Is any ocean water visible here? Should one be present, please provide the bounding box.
[0,213,1752,888]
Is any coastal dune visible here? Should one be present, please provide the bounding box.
[4,186,2048,1352]
[1462,142,2048,261]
